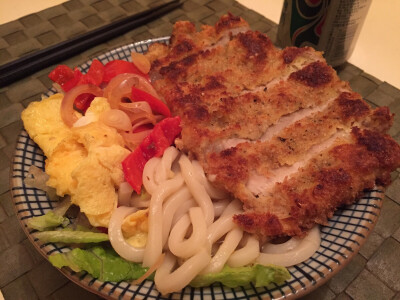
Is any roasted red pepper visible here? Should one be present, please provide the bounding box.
[62,68,83,92]
[122,116,181,193]
[49,60,105,91]
[85,59,104,86]
[103,60,150,83]
[131,87,171,117]
[73,94,95,113]
[49,60,105,113]
[48,65,75,86]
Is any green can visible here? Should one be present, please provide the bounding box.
[277,0,372,67]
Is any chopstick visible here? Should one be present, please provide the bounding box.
[0,0,182,87]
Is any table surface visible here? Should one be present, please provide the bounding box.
[0,1,399,299]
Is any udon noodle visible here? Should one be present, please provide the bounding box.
[109,147,321,294]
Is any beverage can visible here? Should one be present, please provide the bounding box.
[277,0,372,67]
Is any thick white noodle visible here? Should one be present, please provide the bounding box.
[207,199,242,244]
[108,206,144,262]
[139,148,323,294]
[256,226,321,267]
[154,146,179,184]
[143,174,184,267]
[161,187,192,247]
[170,198,197,229]
[168,207,207,258]
[262,237,302,254]
[142,157,161,194]
[213,199,230,217]
[155,249,211,295]
[201,227,243,274]
[179,155,214,225]
[192,160,228,199]
[227,234,260,267]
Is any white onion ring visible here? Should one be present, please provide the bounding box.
[108,206,145,262]
[61,84,103,127]
[119,101,152,114]
[103,73,160,109]
[256,226,321,267]
[100,109,132,131]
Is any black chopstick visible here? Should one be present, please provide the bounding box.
[0,0,181,87]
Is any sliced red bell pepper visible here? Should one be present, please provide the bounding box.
[49,60,105,91]
[85,59,104,86]
[62,68,83,92]
[73,93,95,113]
[48,65,75,86]
[122,116,181,193]
[131,87,171,117]
[49,60,105,113]
[103,60,150,83]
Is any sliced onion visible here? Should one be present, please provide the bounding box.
[61,84,103,127]
[117,103,156,131]
[131,51,151,74]
[119,101,152,115]
[121,130,152,151]
[130,118,155,132]
[103,73,160,109]
[118,182,134,207]
[100,109,132,131]
[131,253,165,285]
[108,206,145,262]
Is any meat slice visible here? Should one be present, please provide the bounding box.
[147,14,400,237]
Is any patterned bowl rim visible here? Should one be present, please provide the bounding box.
[10,37,383,300]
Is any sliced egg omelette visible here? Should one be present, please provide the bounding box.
[22,95,131,227]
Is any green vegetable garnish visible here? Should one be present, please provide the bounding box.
[49,247,150,282]
[190,264,291,288]
[27,211,69,231]
[34,231,109,243]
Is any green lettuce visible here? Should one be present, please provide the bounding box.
[48,246,290,288]
[190,264,291,288]
[49,247,149,282]
[34,230,109,243]
[27,211,69,231]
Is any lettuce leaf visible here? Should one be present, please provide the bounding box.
[190,264,290,288]
[49,246,149,282]
[27,211,69,231]
[49,246,290,288]
[34,230,109,243]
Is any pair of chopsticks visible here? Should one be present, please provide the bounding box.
[0,0,182,87]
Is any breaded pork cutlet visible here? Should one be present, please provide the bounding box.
[146,14,400,237]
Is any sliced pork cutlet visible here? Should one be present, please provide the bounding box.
[147,14,400,237]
